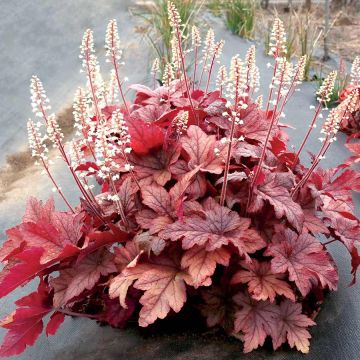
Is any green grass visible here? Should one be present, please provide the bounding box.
[223,0,256,39]
[131,0,203,77]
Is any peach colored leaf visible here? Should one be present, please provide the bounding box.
[134,256,189,327]
[114,241,142,271]
[181,245,230,288]
[51,249,116,306]
[109,263,152,308]
[231,260,295,302]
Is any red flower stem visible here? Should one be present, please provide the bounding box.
[36,96,104,221]
[84,40,101,123]
[192,46,198,91]
[291,139,330,197]
[204,53,217,95]
[42,159,74,213]
[121,151,141,190]
[273,66,302,124]
[111,58,130,116]
[173,25,197,125]
[292,103,349,196]
[30,121,74,213]
[110,22,130,116]
[199,52,209,89]
[292,103,322,167]
[220,88,240,206]
[247,64,285,211]
[36,87,103,218]
[109,176,128,228]
[265,60,279,114]
[56,141,105,223]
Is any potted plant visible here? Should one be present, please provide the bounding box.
[0,3,359,357]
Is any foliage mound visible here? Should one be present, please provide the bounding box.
[0,2,359,357]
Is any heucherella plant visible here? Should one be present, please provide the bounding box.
[1,2,360,357]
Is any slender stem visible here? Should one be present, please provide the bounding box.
[291,138,329,197]
[109,176,128,227]
[204,53,217,95]
[84,41,101,122]
[42,159,74,213]
[192,46,198,91]
[273,66,302,125]
[173,27,197,124]
[199,52,209,89]
[110,21,130,116]
[247,62,285,210]
[292,103,322,167]
[220,89,240,206]
[265,60,279,113]
[112,57,130,116]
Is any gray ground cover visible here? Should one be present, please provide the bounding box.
[0,1,359,359]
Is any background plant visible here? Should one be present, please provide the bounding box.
[223,0,256,38]
[131,0,203,77]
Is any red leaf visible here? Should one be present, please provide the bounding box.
[332,217,360,252]
[265,229,338,296]
[235,104,275,143]
[126,117,165,155]
[250,173,304,232]
[75,162,99,173]
[231,260,295,302]
[345,143,360,165]
[272,300,316,353]
[181,245,230,288]
[9,222,77,264]
[0,280,53,357]
[45,312,65,336]
[0,247,45,298]
[322,169,360,193]
[23,197,55,223]
[233,292,279,353]
[82,224,130,260]
[302,209,329,234]
[99,294,136,328]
